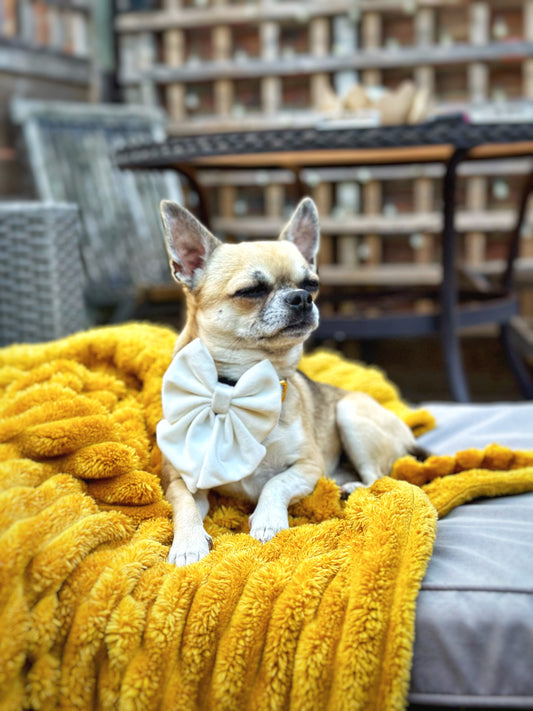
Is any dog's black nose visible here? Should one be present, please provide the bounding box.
[285,289,313,311]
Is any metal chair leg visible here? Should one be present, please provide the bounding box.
[500,323,533,399]
[503,171,533,292]
[500,169,533,399]
[440,149,471,402]
[441,332,471,402]
[176,166,212,230]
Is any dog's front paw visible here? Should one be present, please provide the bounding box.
[249,524,284,544]
[249,510,288,544]
[168,529,213,567]
[339,480,365,500]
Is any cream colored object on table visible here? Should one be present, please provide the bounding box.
[157,338,283,494]
[319,79,432,125]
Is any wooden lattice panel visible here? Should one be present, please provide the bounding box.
[114,0,533,316]
[0,0,91,57]
[116,0,533,124]
[0,0,93,194]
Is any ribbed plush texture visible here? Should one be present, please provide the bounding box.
[1,323,532,711]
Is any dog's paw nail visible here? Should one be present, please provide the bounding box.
[340,481,365,499]
[167,532,212,566]
[249,524,284,544]
[168,548,209,566]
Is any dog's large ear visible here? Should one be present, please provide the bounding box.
[159,200,220,289]
[279,197,320,266]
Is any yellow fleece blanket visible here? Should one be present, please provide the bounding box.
[1,323,533,711]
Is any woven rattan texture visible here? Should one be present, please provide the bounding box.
[0,203,89,346]
[116,118,533,167]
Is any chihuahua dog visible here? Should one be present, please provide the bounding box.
[157,197,424,566]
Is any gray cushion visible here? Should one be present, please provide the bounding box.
[408,403,533,708]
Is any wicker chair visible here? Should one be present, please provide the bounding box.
[0,202,90,345]
[10,99,183,322]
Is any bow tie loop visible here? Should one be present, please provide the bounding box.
[156,338,283,493]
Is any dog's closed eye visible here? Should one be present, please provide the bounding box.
[232,282,271,299]
[301,278,319,293]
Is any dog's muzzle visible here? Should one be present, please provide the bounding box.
[280,289,318,334]
[285,289,313,314]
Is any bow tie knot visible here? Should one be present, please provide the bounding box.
[211,383,233,415]
[156,338,283,494]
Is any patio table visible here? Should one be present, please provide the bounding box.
[115,116,533,401]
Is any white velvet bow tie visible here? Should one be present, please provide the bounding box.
[156,338,283,494]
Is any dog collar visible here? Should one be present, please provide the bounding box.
[157,338,285,493]
[219,375,288,402]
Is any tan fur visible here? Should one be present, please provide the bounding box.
[158,198,421,565]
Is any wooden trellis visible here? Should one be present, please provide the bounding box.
[115,0,533,317]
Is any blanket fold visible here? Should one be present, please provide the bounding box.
[1,323,532,711]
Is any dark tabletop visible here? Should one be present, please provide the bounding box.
[115,116,533,169]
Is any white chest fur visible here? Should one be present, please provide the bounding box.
[214,412,307,502]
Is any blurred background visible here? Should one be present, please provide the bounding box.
[1,0,533,401]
